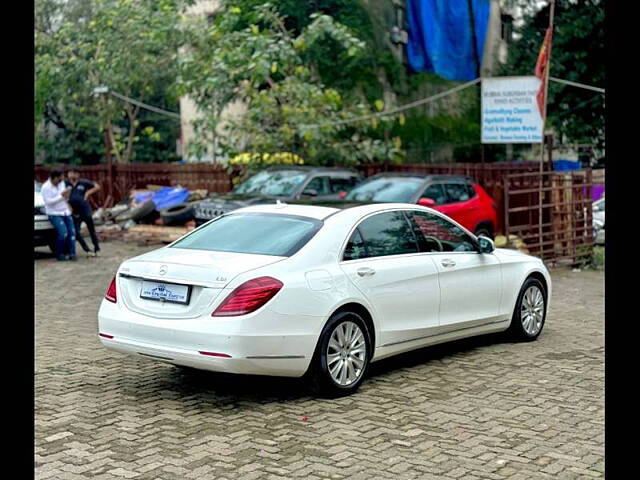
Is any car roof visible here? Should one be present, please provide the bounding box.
[366,172,474,183]
[261,165,360,175]
[231,202,440,223]
[230,203,340,220]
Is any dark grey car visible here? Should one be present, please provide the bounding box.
[193,166,362,225]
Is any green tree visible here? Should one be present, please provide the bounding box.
[501,0,605,147]
[179,2,403,165]
[35,0,190,164]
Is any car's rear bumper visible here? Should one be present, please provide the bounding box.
[98,300,322,377]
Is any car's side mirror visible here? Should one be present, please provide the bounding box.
[302,189,318,197]
[418,197,436,207]
[477,235,495,254]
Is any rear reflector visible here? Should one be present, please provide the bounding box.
[198,351,232,358]
[212,276,283,317]
[99,333,114,339]
[105,276,117,303]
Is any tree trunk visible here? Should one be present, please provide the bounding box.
[106,120,123,164]
[123,102,142,163]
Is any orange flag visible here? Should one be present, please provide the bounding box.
[534,27,553,118]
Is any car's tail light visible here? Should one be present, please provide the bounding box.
[105,276,117,303]
[212,276,283,317]
[338,191,347,199]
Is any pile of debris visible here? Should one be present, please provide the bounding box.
[494,234,530,254]
[92,184,207,246]
[122,224,196,246]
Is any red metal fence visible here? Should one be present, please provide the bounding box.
[35,161,594,263]
[35,161,543,226]
[34,163,235,208]
[504,170,594,265]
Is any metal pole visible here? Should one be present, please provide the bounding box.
[466,0,486,167]
[538,0,555,258]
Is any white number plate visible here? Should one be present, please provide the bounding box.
[140,280,191,305]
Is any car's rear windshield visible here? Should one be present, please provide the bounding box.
[232,170,307,197]
[345,177,423,203]
[171,213,322,257]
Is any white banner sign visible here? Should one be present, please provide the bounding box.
[481,76,544,144]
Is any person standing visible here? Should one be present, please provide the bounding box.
[66,168,101,257]
[41,170,76,261]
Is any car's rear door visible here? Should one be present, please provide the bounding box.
[339,210,440,346]
[435,183,480,232]
[407,209,502,329]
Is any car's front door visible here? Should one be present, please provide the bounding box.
[300,176,331,199]
[339,210,440,346]
[407,210,502,329]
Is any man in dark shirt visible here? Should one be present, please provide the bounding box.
[66,168,101,256]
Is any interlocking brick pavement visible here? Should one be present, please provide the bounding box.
[35,242,604,479]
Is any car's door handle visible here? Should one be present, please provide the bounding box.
[440,259,456,268]
[357,268,376,277]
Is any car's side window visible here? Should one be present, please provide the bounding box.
[444,183,472,203]
[421,183,446,205]
[409,211,476,253]
[329,176,359,193]
[343,228,367,260]
[353,211,419,259]
[303,177,330,196]
[466,184,477,199]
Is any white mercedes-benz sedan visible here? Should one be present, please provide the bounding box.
[98,203,551,396]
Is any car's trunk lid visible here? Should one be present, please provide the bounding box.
[118,247,286,319]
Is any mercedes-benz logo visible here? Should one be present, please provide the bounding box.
[159,265,168,276]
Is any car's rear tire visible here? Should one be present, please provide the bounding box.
[507,277,547,342]
[308,311,371,397]
[474,222,494,239]
[47,235,56,254]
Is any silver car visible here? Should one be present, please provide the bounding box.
[34,181,56,252]
[593,196,604,245]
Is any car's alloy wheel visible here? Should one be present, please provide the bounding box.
[309,311,371,396]
[326,321,367,387]
[508,278,547,341]
[520,285,544,336]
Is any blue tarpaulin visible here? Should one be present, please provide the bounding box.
[406,0,490,81]
[133,186,190,211]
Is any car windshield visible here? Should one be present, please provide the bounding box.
[345,177,423,203]
[171,213,322,256]
[232,170,308,197]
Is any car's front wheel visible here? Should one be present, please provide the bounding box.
[508,277,547,341]
[309,311,371,397]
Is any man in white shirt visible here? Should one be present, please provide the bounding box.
[41,170,77,261]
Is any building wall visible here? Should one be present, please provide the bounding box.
[179,0,247,163]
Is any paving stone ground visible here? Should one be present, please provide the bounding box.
[35,241,604,479]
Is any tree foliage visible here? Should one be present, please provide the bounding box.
[179,2,404,165]
[35,0,189,164]
[501,0,604,147]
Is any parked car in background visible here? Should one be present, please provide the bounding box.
[343,173,498,238]
[34,181,56,253]
[99,203,551,396]
[593,195,605,245]
[193,166,362,225]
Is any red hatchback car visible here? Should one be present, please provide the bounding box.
[343,173,498,238]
